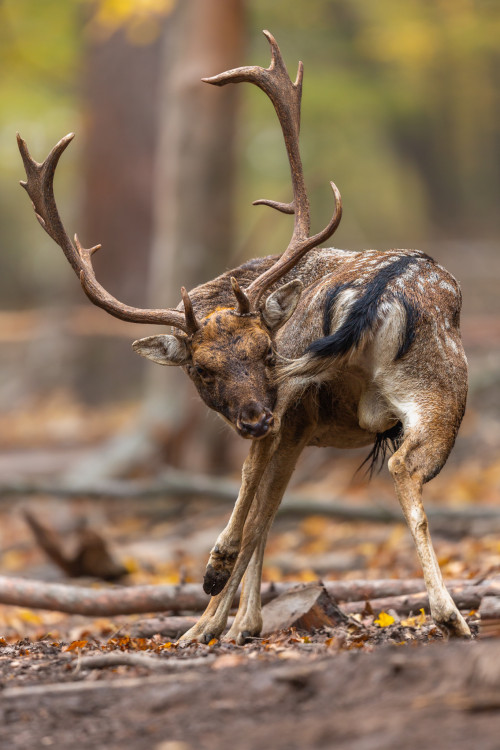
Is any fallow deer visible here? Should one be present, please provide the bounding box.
[18,31,470,642]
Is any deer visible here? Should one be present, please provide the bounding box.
[18,30,470,643]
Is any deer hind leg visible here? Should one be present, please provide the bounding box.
[388,416,470,638]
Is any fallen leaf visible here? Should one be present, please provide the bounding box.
[374,611,395,627]
[401,608,427,628]
[63,640,88,652]
[18,609,43,625]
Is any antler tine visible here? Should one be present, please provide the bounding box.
[246,181,342,303]
[203,30,342,309]
[230,276,251,316]
[17,133,190,334]
[18,133,82,273]
[203,31,307,235]
[181,287,200,334]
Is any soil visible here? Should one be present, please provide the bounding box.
[1,631,499,750]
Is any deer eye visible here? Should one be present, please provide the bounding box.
[194,364,212,382]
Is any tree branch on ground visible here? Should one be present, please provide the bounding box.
[2,471,500,528]
[0,575,497,618]
[73,652,216,672]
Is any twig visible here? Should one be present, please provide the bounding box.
[74,652,215,672]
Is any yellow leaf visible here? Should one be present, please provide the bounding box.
[416,608,427,626]
[207,638,218,647]
[374,611,395,627]
[299,569,319,582]
[401,615,417,627]
[401,609,427,628]
[18,609,43,625]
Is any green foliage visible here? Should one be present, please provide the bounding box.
[1,0,499,306]
[0,0,83,307]
[244,0,500,253]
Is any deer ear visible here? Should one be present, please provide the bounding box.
[132,335,190,366]
[262,280,303,331]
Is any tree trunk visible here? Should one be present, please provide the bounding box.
[79,24,165,403]
[65,1,245,481]
[142,0,245,473]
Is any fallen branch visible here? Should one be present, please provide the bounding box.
[23,510,127,581]
[478,597,500,638]
[74,652,215,672]
[2,470,500,525]
[0,575,498,617]
[130,616,214,639]
[344,582,500,617]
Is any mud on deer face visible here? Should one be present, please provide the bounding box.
[132,278,303,439]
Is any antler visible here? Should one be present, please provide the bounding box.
[203,30,342,310]
[17,133,193,334]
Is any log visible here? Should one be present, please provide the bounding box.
[2,471,500,527]
[0,575,498,617]
[74,652,216,671]
[130,616,200,639]
[478,596,500,619]
[343,582,500,617]
[478,596,500,638]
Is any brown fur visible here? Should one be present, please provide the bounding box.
[185,310,276,437]
[168,245,470,643]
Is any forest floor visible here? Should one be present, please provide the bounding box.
[1,242,500,748]
[0,390,499,748]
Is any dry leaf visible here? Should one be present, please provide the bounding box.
[374,611,395,627]
[63,640,88,652]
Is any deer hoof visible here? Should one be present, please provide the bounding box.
[237,630,256,645]
[203,565,231,596]
[435,610,471,639]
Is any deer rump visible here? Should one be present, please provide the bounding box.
[18,31,470,642]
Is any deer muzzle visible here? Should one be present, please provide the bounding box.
[236,403,274,439]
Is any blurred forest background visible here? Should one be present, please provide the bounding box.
[0,0,499,486]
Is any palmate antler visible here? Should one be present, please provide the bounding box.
[17,133,195,335]
[203,30,342,310]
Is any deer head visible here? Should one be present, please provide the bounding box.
[18,31,341,440]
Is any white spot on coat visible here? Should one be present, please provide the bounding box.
[439,280,457,295]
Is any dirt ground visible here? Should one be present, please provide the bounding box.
[1,632,499,750]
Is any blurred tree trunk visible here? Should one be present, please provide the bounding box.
[79,22,165,402]
[68,0,245,479]
[142,0,245,473]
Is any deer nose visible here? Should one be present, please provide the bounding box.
[236,404,274,438]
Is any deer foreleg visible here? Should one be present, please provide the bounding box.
[203,435,278,596]
[224,527,268,643]
[179,421,311,644]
